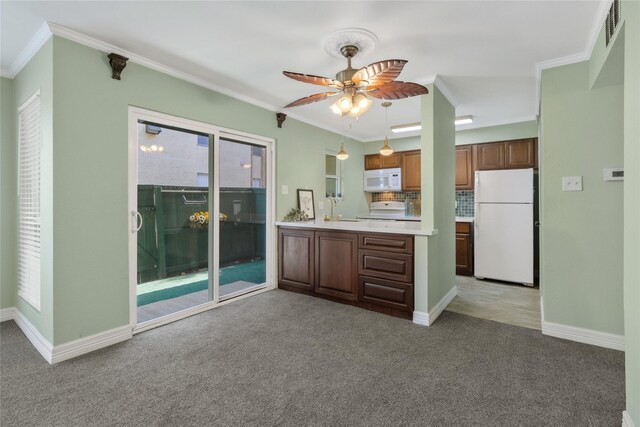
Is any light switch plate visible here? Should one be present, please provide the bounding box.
[281,185,288,195]
[318,201,324,210]
[562,176,583,192]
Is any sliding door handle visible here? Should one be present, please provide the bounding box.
[131,211,143,233]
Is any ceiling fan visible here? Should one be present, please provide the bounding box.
[282,45,428,117]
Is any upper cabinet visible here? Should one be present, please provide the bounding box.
[455,145,474,190]
[364,152,402,170]
[401,150,421,191]
[476,138,537,170]
[505,138,537,169]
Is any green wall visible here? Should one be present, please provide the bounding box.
[1,77,16,310]
[363,136,420,154]
[10,39,55,342]
[623,1,640,423]
[48,36,367,344]
[540,61,624,335]
[420,85,456,312]
[364,119,539,154]
[454,120,538,145]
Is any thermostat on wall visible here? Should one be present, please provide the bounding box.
[603,168,624,181]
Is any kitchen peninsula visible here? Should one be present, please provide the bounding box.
[276,219,436,321]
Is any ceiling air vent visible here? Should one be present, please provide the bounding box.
[605,0,621,47]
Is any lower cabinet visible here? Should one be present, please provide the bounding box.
[278,228,315,290]
[455,222,474,276]
[278,227,414,319]
[315,231,358,301]
[358,276,413,312]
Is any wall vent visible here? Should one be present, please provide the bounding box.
[605,0,621,47]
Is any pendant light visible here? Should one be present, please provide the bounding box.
[336,116,349,160]
[379,101,394,156]
[336,142,349,160]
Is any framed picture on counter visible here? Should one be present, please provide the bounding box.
[297,189,315,220]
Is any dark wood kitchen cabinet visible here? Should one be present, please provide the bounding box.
[505,138,537,169]
[315,231,358,301]
[364,152,402,170]
[455,145,474,190]
[401,150,421,191]
[278,227,414,319]
[475,138,537,170]
[455,222,474,276]
[278,228,315,291]
[475,142,506,170]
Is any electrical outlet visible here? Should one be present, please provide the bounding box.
[281,185,288,195]
[318,201,324,210]
[562,176,583,192]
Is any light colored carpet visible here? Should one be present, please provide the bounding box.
[0,290,624,426]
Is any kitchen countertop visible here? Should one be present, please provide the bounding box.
[355,215,421,222]
[455,217,475,223]
[276,219,436,236]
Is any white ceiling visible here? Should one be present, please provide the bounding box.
[1,1,607,141]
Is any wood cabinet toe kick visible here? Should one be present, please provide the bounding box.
[278,227,415,320]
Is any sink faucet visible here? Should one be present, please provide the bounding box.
[328,196,337,219]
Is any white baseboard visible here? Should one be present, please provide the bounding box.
[623,410,636,427]
[51,325,133,364]
[412,310,429,326]
[542,320,625,351]
[0,307,15,322]
[427,286,458,325]
[4,307,132,364]
[12,309,54,363]
[413,285,458,326]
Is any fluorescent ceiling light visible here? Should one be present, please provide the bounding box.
[391,122,421,133]
[455,115,473,125]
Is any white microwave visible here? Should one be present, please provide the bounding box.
[363,168,402,192]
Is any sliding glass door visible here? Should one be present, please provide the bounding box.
[218,138,267,300]
[129,109,272,326]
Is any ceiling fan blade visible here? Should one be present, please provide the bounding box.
[283,71,344,89]
[352,60,408,86]
[284,92,340,108]
[366,81,429,100]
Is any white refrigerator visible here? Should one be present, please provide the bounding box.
[474,168,534,286]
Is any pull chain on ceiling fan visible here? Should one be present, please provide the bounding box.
[282,44,428,118]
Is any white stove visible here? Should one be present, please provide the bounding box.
[364,201,409,220]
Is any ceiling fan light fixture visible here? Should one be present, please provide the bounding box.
[336,142,349,160]
[337,95,353,112]
[330,103,344,115]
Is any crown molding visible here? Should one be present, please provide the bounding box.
[3,22,52,79]
[416,74,458,108]
[534,0,613,114]
[46,23,361,141]
[0,22,355,140]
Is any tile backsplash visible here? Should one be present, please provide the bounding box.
[371,191,421,202]
[456,190,474,217]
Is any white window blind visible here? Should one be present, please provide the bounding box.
[17,91,41,311]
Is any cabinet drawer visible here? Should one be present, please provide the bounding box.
[358,275,414,312]
[456,222,472,234]
[359,249,413,283]
[359,233,413,254]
